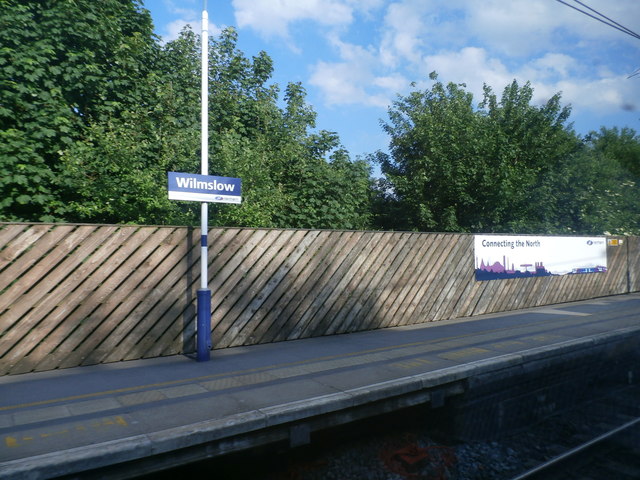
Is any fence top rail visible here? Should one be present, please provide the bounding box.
[0,222,632,239]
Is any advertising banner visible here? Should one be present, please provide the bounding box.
[474,235,607,281]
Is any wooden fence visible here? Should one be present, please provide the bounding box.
[1,223,638,375]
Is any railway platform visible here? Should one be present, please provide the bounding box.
[1,293,639,479]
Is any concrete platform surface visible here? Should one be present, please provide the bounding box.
[1,293,639,479]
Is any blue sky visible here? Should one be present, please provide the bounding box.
[141,0,640,160]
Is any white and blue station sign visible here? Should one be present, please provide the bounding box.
[167,172,242,204]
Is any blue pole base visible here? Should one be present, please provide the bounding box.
[196,288,212,362]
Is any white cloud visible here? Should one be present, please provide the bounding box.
[309,59,396,108]
[309,32,409,108]
[376,0,640,61]
[419,46,638,117]
[380,1,429,66]
[309,61,364,105]
[469,1,638,61]
[420,47,512,99]
[223,0,639,127]
[157,0,198,41]
[353,1,638,114]
[159,17,225,42]
[528,54,580,80]
[154,0,231,42]
[232,0,354,39]
[373,73,408,92]
[345,0,385,12]
[462,0,558,57]
[164,19,197,41]
[555,76,639,115]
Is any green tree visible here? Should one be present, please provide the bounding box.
[58,25,373,229]
[0,0,157,221]
[272,135,372,230]
[375,73,581,233]
[571,128,640,235]
[479,80,580,233]
[0,0,373,228]
[60,26,202,225]
[376,74,485,232]
[586,126,640,178]
[548,149,633,234]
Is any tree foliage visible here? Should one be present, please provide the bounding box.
[1,1,637,236]
[0,0,157,221]
[569,127,640,235]
[376,74,487,232]
[1,2,372,229]
[374,73,639,235]
[59,25,202,225]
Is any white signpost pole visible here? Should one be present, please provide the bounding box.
[196,1,211,362]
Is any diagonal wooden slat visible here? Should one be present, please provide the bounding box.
[275,231,362,342]
[1,226,120,372]
[106,228,199,362]
[298,231,374,339]
[218,229,300,348]
[228,230,320,347]
[332,231,400,334]
[0,223,637,375]
[0,224,29,262]
[152,228,250,357]
[337,232,405,333]
[392,233,447,326]
[258,230,344,344]
[0,225,82,315]
[30,227,158,371]
[381,233,438,329]
[21,227,142,373]
[626,237,640,292]
[81,228,185,366]
[233,230,323,346]
[212,229,284,345]
[51,227,177,369]
[362,232,422,330]
[130,227,209,359]
[0,224,47,273]
[311,231,390,337]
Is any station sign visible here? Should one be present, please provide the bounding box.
[168,172,241,204]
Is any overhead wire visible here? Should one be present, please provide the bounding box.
[554,0,640,40]
[555,0,639,79]
[571,0,640,39]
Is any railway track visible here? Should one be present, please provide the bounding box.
[137,380,640,480]
[511,418,640,480]
[261,382,640,480]
[509,383,640,480]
